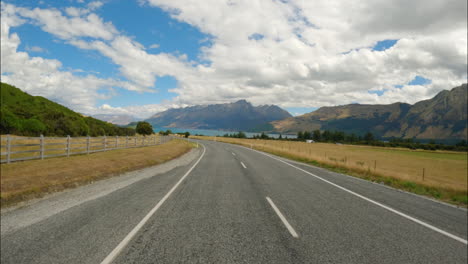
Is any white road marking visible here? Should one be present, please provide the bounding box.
[248,147,468,245]
[266,197,299,238]
[240,161,247,169]
[100,145,207,264]
[232,152,236,156]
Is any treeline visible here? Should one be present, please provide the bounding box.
[223,131,247,138]
[296,129,468,151]
[0,82,135,137]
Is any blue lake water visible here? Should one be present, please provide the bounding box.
[152,127,297,139]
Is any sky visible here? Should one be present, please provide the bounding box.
[1,0,467,118]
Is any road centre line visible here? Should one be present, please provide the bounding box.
[240,145,468,245]
[100,145,207,264]
[232,152,236,156]
[240,161,247,169]
[266,197,299,238]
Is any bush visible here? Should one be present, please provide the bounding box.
[21,119,46,135]
[136,122,153,135]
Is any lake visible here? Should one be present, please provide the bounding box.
[152,127,297,139]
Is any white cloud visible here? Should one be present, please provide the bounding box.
[25,45,47,53]
[16,4,118,40]
[140,0,467,108]
[1,0,467,119]
[148,43,159,49]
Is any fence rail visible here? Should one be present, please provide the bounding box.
[0,135,171,163]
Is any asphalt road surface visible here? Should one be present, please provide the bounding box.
[1,140,467,263]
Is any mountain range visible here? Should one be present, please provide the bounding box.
[92,114,139,126]
[145,100,292,131]
[272,84,467,140]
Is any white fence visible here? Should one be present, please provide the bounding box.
[0,135,171,164]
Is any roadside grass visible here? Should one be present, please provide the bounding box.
[0,134,164,162]
[194,136,467,207]
[0,139,194,208]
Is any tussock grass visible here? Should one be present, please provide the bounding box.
[0,139,193,208]
[195,136,467,206]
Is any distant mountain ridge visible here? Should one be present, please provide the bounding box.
[145,100,292,131]
[92,114,138,126]
[272,84,467,140]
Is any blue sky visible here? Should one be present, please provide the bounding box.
[1,0,466,118]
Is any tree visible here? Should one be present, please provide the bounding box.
[278,134,283,140]
[322,130,332,141]
[136,121,153,135]
[184,131,190,138]
[312,130,321,142]
[21,118,46,136]
[364,132,374,143]
[303,131,311,140]
[297,131,304,140]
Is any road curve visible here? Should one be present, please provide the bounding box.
[1,140,467,263]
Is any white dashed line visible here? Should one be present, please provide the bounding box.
[266,197,299,238]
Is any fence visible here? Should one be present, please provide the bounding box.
[0,135,171,164]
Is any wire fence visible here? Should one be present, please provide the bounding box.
[0,134,171,163]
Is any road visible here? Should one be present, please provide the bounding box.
[1,140,467,263]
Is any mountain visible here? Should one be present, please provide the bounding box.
[272,84,467,140]
[145,100,292,131]
[92,114,138,126]
[0,82,135,137]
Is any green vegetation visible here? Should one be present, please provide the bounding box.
[223,131,247,138]
[136,121,153,135]
[0,82,135,137]
[158,129,173,136]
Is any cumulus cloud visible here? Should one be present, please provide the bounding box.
[1,0,467,119]
[0,4,136,114]
[141,0,467,108]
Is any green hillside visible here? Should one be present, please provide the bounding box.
[0,82,135,137]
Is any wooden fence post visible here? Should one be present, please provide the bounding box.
[134,136,137,147]
[6,134,11,163]
[87,135,90,154]
[104,136,107,151]
[115,136,118,149]
[126,135,128,148]
[40,134,44,160]
[422,168,425,181]
[67,135,71,157]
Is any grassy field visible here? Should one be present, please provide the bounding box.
[0,134,165,162]
[1,139,195,208]
[194,136,467,206]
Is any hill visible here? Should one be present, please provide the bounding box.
[145,100,291,131]
[272,84,467,140]
[0,82,135,137]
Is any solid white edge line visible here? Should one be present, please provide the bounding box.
[100,144,207,264]
[266,197,299,238]
[243,146,467,245]
[232,152,236,156]
[240,161,247,169]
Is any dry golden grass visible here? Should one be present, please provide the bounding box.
[0,135,165,162]
[194,136,467,192]
[1,139,193,207]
